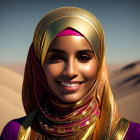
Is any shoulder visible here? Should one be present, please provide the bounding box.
[111,118,140,140]
[0,117,26,140]
[125,121,140,140]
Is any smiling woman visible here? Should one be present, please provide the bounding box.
[43,35,98,103]
[1,7,140,140]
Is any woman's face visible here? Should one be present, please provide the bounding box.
[43,36,98,103]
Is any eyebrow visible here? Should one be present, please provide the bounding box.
[47,49,65,54]
[77,49,94,54]
[47,49,94,54]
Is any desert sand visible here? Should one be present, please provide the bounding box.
[0,61,140,133]
[109,60,140,123]
[0,67,25,133]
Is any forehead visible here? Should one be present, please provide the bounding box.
[48,36,93,52]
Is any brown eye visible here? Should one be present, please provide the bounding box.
[49,54,64,63]
[77,55,91,63]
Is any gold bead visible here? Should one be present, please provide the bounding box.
[82,111,86,115]
[58,127,65,133]
[47,126,55,131]
[85,121,90,125]
[72,124,80,132]
[91,116,96,121]
[44,125,49,129]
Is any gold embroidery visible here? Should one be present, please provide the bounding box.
[17,110,38,140]
[111,118,131,140]
[72,124,80,131]
[81,123,96,140]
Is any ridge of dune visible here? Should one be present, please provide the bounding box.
[0,66,23,94]
[109,60,140,123]
[121,60,140,71]
[1,64,25,76]
[109,60,140,99]
[0,84,24,109]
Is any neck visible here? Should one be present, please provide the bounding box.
[39,98,100,138]
[46,95,94,117]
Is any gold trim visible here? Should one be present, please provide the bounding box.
[44,99,96,123]
[110,118,131,140]
[17,110,38,140]
[41,17,100,66]
[40,111,99,136]
[33,7,105,67]
[81,123,96,140]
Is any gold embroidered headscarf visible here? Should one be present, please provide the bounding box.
[21,7,119,139]
[33,7,119,138]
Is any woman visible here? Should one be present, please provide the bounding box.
[1,7,140,140]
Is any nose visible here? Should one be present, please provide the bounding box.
[63,58,78,78]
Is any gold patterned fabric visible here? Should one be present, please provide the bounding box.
[111,118,131,140]
[33,7,103,67]
[20,7,121,140]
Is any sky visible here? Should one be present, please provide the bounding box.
[0,0,140,64]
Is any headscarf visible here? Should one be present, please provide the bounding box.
[22,7,119,139]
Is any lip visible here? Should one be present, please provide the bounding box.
[56,81,84,91]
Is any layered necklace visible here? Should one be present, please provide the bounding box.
[38,98,100,139]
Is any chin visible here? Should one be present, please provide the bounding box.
[60,94,82,103]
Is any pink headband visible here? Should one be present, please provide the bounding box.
[56,28,83,37]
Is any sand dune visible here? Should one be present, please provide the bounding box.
[0,67,23,94]
[0,85,23,109]
[0,67,25,133]
[0,61,140,134]
[117,91,140,123]
[0,98,24,133]
[1,64,25,76]
[109,60,140,99]
[109,60,140,123]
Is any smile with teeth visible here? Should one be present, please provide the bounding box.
[58,81,82,87]
[61,82,80,87]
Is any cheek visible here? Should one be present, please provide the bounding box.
[44,63,64,79]
[79,61,98,80]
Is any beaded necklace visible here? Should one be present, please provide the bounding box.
[38,99,100,138]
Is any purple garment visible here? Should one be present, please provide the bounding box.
[1,119,140,140]
[125,122,140,140]
[0,117,25,140]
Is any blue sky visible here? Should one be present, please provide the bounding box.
[0,0,140,64]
